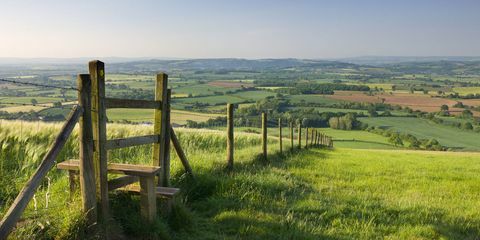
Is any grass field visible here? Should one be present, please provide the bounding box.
[1,120,479,239]
[453,87,480,95]
[360,117,480,151]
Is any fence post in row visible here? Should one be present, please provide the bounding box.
[262,112,267,161]
[310,129,315,147]
[314,130,317,147]
[289,121,294,151]
[298,123,302,149]
[227,104,234,170]
[89,60,109,224]
[305,127,309,149]
[77,74,97,226]
[278,118,283,155]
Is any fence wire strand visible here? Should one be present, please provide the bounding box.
[0,78,79,92]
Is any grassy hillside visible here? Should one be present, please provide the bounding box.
[360,117,480,151]
[1,121,479,239]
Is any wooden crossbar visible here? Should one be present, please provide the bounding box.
[105,97,162,109]
[58,160,161,177]
[106,134,160,150]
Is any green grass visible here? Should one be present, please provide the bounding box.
[2,121,480,239]
[360,117,480,151]
[321,128,400,149]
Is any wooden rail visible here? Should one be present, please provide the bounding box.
[105,97,162,109]
[106,135,160,150]
[0,106,82,238]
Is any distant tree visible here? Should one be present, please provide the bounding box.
[367,108,378,117]
[53,102,62,107]
[30,98,38,105]
[460,109,473,119]
[388,135,403,146]
[440,105,449,111]
[391,85,397,91]
[461,122,474,130]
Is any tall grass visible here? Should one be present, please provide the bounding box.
[0,120,276,239]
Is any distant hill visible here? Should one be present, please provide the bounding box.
[339,56,480,66]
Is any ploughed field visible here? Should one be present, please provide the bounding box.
[1,121,479,239]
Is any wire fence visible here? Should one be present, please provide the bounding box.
[0,78,79,92]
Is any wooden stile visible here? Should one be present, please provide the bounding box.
[89,60,109,222]
[227,104,234,169]
[106,135,159,150]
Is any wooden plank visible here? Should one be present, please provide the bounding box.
[262,112,267,161]
[122,185,180,198]
[0,106,82,239]
[310,129,315,146]
[77,74,97,225]
[104,97,161,109]
[106,135,159,150]
[170,125,194,177]
[89,60,109,222]
[153,73,168,186]
[226,104,234,169]
[139,176,157,222]
[58,160,161,177]
[108,176,139,190]
[278,118,282,154]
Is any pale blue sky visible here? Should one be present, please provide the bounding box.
[1,0,479,58]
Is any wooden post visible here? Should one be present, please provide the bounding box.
[153,73,169,186]
[262,112,267,161]
[162,89,172,186]
[77,74,97,225]
[278,118,283,154]
[89,60,109,222]
[305,127,309,149]
[139,176,156,222]
[226,104,234,169]
[297,122,302,149]
[310,129,315,146]
[289,121,294,151]
[0,107,82,239]
[170,125,194,177]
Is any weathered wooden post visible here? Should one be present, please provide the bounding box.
[297,122,302,149]
[77,74,97,225]
[313,130,317,146]
[89,60,109,222]
[305,127,309,149]
[262,112,267,161]
[290,121,294,151]
[227,104,234,169]
[278,118,283,154]
[163,89,172,186]
[153,73,169,186]
[310,128,315,147]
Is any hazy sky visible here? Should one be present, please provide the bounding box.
[1,0,479,59]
